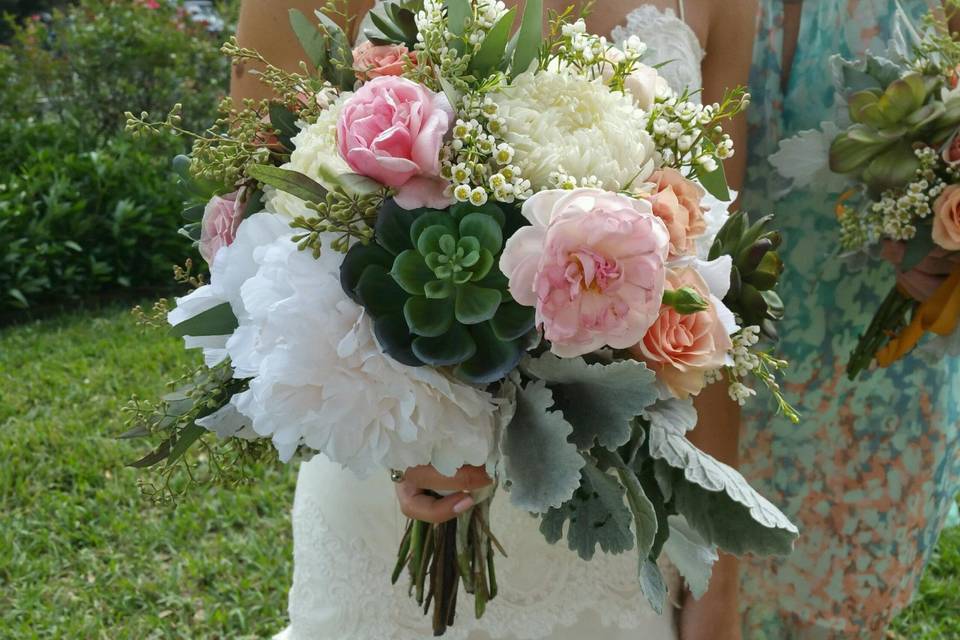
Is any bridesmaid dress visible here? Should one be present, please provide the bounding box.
[739,1,960,637]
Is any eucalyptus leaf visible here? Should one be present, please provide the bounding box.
[539,462,634,560]
[170,302,237,338]
[523,353,658,450]
[469,8,516,75]
[289,9,328,71]
[268,103,300,150]
[246,165,328,203]
[695,160,730,201]
[502,380,584,513]
[510,0,542,78]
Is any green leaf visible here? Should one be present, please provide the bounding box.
[182,203,205,222]
[490,301,536,341]
[373,313,422,367]
[662,515,718,600]
[376,199,422,256]
[356,265,409,316]
[444,0,470,37]
[469,8,516,75]
[368,10,408,44]
[638,559,667,615]
[510,0,542,78]
[539,462,634,560]
[459,212,503,254]
[695,160,730,201]
[417,225,455,257]
[523,354,658,450]
[501,380,584,513]
[340,243,394,302]
[392,250,436,295]
[165,423,207,468]
[411,211,457,247]
[649,426,799,556]
[404,296,454,337]
[451,200,506,227]
[246,165,328,203]
[268,103,300,150]
[455,284,501,324]
[241,190,264,219]
[170,302,238,338]
[900,226,936,272]
[127,436,173,469]
[412,324,477,366]
[314,10,355,88]
[454,322,524,384]
[289,9,328,70]
[425,279,455,300]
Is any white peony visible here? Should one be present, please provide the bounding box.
[219,217,498,475]
[265,93,353,219]
[492,70,655,193]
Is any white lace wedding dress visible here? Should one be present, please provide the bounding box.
[275,5,705,639]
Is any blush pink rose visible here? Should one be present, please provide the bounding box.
[337,76,453,209]
[500,188,670,358]
[648,168,707,258]
[933,184,960,251]
[199,191,243,265]
[631,267,733,399]
[352,41,415,81]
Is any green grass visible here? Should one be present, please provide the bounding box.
[0,304,297,639]
[0,304,956,639]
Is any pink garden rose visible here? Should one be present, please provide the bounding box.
[199,191,243,265]
[632,266,733,399]
[352,41,415,81]
[648,168,707,258]
[500,188,670,358]
[337,76,453,209]
[933,184,960,251]
[943,130,960,167]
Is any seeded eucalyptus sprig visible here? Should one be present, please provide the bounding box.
[291,188,385,256]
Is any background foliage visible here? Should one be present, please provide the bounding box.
[0,0,230,314]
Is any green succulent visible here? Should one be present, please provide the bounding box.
[340,199,535,384]
[709,212,785,341]
[829,71,960,192]
[362,1,421,48]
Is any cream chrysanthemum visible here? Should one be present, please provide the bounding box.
[491,71,655,193]
[265,93,353,219]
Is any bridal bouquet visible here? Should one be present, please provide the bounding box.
[775,4,960,378]
[126,0,798,633]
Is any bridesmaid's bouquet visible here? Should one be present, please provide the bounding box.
[775,4,960,378]
[125,0,798,633]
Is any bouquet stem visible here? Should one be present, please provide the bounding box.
[392,496,501,636]
[847,285,915,379]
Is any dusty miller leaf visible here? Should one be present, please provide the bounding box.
[524,354,658,450]
[649,425,799,556]
[638,558,667,615]
[501,380,584,513]
[539,462,634,561]
[644,398,697,436]
[663,515,718,600]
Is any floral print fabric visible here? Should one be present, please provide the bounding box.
[739,1,960,637]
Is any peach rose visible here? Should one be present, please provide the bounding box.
[648,168,707,258]
[632,266,733,399]
[933,184,960,251]
[352,41,415,81]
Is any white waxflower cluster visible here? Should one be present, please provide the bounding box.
[552,19,648,87]
[870,146,946,242]
[441,93,533,205]
[548,168,604,190]
[649,94,736,174]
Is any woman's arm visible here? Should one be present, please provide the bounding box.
[232,0,374,102]
[679,2,757,640]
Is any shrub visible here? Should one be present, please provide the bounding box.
[0,0,230,312]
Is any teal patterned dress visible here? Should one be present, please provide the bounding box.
[739,1,960,637]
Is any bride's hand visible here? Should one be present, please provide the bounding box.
[394,465,492,524]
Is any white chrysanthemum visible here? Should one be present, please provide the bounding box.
[265,93,353,219]
[491,71,655,192]
[222,218,498,475]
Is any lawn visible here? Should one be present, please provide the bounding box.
[0,304,957,638]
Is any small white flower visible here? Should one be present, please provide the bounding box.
[469,187,489,206]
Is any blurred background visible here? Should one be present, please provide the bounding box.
[0,1,955,637]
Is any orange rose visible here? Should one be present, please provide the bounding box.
[648,168,707,258]
[352,41,415,81]
[631,267,732,399]
[933,184,960,251]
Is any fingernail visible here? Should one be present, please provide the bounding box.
[453,495,474,514]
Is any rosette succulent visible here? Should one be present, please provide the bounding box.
[709,211,784,340]
[341,199,535,384]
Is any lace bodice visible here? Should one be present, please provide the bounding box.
[611,5,704,98]
[277,7,703,640]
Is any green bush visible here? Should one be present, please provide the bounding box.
[0,0,230,312]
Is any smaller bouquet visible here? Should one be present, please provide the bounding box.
[123,0,799,634]
[774,3,960,378]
